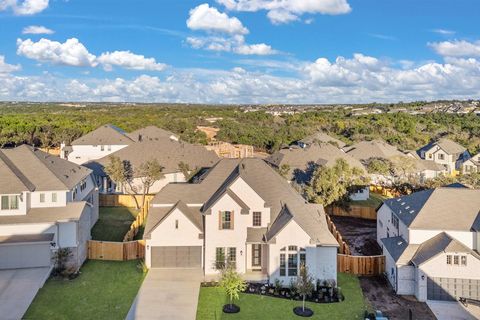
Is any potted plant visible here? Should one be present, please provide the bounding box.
[293,264,315,317]
[219,266,247,314]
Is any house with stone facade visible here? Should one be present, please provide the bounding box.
[143,158,338,285]
[0,145,98,270]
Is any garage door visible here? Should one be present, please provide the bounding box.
[0,242,52,269]
[428,277,480,301]
[151,246,202,268]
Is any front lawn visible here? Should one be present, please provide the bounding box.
[196,273,368,320]
[91,207,138,241]
[24,260,145,320]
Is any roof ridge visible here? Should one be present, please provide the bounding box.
[0,147,36,191]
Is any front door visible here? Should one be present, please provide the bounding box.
[252,244,262,269]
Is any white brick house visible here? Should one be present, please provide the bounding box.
[143,158,339,285]
[377,187,480,302]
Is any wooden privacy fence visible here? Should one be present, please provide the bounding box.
[123,206,148,242]
[326,205,377,220]
[337,254,385,276]
[88,240,145,261]
[370,185,398,198]
[325,214,351,255]
[99,194,155,207]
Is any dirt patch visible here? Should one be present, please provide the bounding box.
[330,216,381,256]
[360,276,435,320]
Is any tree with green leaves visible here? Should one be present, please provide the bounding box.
[278,163,291,179]
[104,155,139,209]
[305,159,368,206]
[219,266,247,313]
[178,161,200,181]
[137,159,164,209]
[295,264,315,316]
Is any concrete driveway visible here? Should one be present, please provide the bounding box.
[427,300,480,320]
[126,269,203,320]
[0,267,51,320]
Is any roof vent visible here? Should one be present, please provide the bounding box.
[397,241,403,246]
[410,210,415,214]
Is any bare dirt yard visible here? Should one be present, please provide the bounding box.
[330,216,381,256]
[360,276,436,320]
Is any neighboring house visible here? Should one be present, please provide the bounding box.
[61,124,134,164]
[417,138,471,175]
[295,132,346,149]
[205,141,254,159]
[462,153,480,174]
[85,138,219,194]
[143,158,339,285]
[0,145,98,270]
[377,188,480,302]
[126,125,179,142]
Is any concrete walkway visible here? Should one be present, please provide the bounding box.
[0,267,51,320]
[126,269,203,320]
[427,300,480,320]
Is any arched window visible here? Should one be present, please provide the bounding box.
[279,246,306,277]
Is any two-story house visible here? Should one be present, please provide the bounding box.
[462,153,480,174]
[417,138,471,175]
[143,158,339,285]
[0,145,98,270]
[377,187,480,302]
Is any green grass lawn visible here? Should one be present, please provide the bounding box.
[196,273,368,320]
[91,207,138,241]
[24,260,146,320]
[350,193,387,208]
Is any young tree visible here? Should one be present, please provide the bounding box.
[278,164,291,179]
[104,156,140,209]
[137,159,164,210]
[295,264,315,313]
[178,161,199,181]
[219,266,247,312]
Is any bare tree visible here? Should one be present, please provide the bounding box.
[137,159,164,210]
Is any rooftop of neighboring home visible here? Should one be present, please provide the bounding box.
[343,139,406,161]
[126,126,179,142]
[85,138,219,177]
[265,142,365,181]
[417,138,467,156]
[383,187,480,231]
[297,132,346,149]
[145,158,338,246]
[71,124,134,146]
[0,144,92,193]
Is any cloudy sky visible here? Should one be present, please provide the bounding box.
[0,0,479,103]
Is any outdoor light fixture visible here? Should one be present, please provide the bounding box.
[421,275,425,280]
[240,250,243,256]
[50,242,56,248]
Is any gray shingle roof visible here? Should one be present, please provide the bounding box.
[0,145,92,192]
[344,140,405,161]
[411,232,480,266]
[247,227,267,243]
[0,233,54,244]
[0,201,88,225]
[418,138,467,156]
[298,132,346,148]
[381,236,419,265]
[127,126,178,142]
[384,188,480,231]
[71,124,133,146]
[148,158,338,246]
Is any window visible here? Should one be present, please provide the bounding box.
[252,244,262,267]
[288,254,298,276]
[288,245,298,251]
[215,248,225,269]
[428,154,432,159]
[280,254,286,276]
[1,195,19,210]
[220,211,233,230]
[392,215,399,229]
[80,179,87,192]
[40,193,45,203]
[228,247,237,268]
[438,153,445,160]
[175,220,179,229]
[107,145,111,151]
[378,220,383,228]
[453,255,459,265]
[51,193,57,202]
[446,255,452,265]
[252,211,262,227]
[100,145,105,151]
[461,256,467,266]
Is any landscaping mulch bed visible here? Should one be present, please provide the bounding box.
[330,216,382,256]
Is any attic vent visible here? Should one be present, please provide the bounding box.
[401,202,405,205]
[397,198,402,202]
[397,241,403,245]
[410,210,415,214]
[405,206,410,209]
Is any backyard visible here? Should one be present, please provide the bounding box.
[91,207,138,241]
[196,273,369,320]
[24,260,146,320]
[349,193,387,208]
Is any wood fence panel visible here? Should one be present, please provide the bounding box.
[337,254,385,276]
[88,240,145,261]
[326,206,377,220]
[99,194,154,207]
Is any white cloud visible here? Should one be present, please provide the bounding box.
[0,55,21,73]
[234,43,275,55]
[22,25,54,34]
[217,0,351,24]
[186,35,276,55]
[429,40,480,57]
[16,38,97,67]
[432,29,456,36]
[97,51,167,72]
[0,0,48,15]
[187,3,248,35]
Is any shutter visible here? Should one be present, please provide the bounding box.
[231,210,234,229]
[219,211,222,230]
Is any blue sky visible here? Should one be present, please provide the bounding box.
[0,0,479,103]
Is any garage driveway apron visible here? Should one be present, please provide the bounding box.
[126,269,203,320]
[0,267,51,320]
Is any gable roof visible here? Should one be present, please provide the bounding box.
[411,232,480,266]
[418,138,467,156]
[149,158,338,246]
[381,236,419,265]
[71,124,133,146]
[85,139,219,176]
[127,126,178,142]
[0,145,92,192]
[384,187,480,231]
[344,140,405,161]
[298,132,346,148]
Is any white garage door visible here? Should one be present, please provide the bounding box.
[151,246,202,268]
[0,236,53,269]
